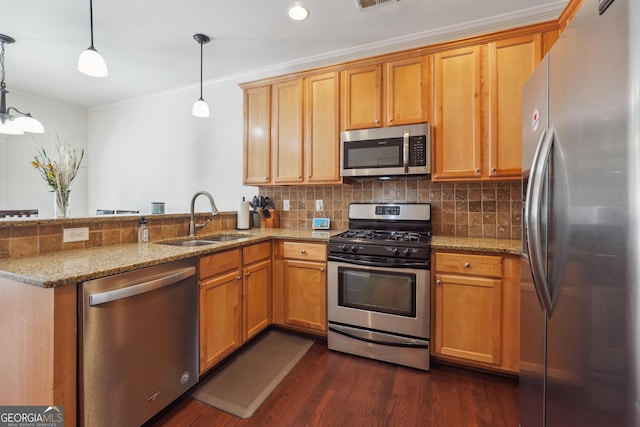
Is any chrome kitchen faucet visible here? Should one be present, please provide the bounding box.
[189,191,219,236]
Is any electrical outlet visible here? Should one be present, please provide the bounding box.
[315,199,323,212]
[63,227,89,243]
[283,199,290,211]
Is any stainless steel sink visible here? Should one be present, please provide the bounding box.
[160,234,251,247]
[162,239,221,247]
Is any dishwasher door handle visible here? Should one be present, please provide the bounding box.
[89,266,196,306]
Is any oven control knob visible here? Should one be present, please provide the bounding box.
[341,245,349,252]
[351,245,359,253]
[391,247,399,255]
[402,248,411,256]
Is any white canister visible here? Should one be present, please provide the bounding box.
[237,197,250,230]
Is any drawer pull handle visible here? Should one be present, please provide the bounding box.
[464,262,470,268]
[436,279,442,285]
[236,275,242,280]
[301,249,306,254]
[245,272,251,277]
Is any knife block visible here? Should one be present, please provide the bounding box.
[261,208,280,228]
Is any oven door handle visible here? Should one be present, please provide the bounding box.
[329,324,429,348]
[328,255,428,269]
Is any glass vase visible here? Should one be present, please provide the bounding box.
[54,190,71,219]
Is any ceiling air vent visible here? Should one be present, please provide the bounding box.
[354,0,399,11]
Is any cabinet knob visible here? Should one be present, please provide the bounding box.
[320,267,325,272]
[388,118,392,123]
[375,120,380,124]
[436,279,442,285]
[245,272,251,277]
[491,167,497,172]
[475,168,480,174]
[236,275,242,280]
[308,175,311,178]
[301,249,306,254]
[297,175,301,179]
[264,177,269,181]
[464,262,470,268]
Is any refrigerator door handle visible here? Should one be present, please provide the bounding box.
[526,125,554,314]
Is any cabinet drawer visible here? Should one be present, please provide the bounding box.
[243,241,271,265]
[282,241,327,262]
[435,252,503,277]
[199,249,242,280]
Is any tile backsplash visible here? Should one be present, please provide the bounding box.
[260,179,522,239]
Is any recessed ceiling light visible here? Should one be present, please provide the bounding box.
[288,4,309,20]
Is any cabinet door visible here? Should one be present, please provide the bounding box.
[199,269,242,374]
[342,65,382,130]
[385,56,431,126]
[488,35,541,178]
[434,273,502,365]
[243,85,271,185]
[272,79,304,184]
[243,259,272,341]
[304,71,341,184]
[283,259,327,332]
[433,46,482,180]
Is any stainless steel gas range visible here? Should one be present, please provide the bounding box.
[327,203,431,371]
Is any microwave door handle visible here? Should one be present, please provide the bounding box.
[403,131,410,173]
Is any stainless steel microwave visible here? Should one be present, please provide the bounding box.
[340,123,431,179]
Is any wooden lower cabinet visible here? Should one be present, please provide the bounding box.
[432,251,521,374]
[243,242,272,341]
[273,240,328,336]
[199,249,243,374]
[199,241,272,374]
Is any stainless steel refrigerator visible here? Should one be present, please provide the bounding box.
[520,0,640,425]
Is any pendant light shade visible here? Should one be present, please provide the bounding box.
[78,0,108,78]
[192,33,211,118]
[0,34,45,135]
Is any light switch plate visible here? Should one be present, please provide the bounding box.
[283,199,290,211]
[315,199,323,211]
[63,227,89,243]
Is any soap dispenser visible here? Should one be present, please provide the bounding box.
[138,217,149,242]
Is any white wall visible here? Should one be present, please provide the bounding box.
[88,80,257,215]
[0,91,88,217]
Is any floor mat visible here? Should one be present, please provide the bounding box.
[190,330,314,419]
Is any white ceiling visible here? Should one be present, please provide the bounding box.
[2,0,568,109]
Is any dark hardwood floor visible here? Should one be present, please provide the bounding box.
[148,338,519,427]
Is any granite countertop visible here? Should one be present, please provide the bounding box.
[0,228,341,288]
[0,229,521,289]
[431,235,521,256]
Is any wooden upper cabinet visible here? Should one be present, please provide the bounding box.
[433,45,482,180]
[342,56,430,130]
[272,79,304,184]
[342,65,382,130]
[385,56,431,127]
[243,85,271,185]
[304,71,341,184]
[488,34,542,178]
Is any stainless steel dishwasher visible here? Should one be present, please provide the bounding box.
[78,258,199,427]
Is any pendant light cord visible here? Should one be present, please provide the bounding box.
[89,0,95,48]
[199,41,203,99]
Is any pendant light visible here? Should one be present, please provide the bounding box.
[192,33,211,118]
[0,34,45,135]
[78,0,108,78]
